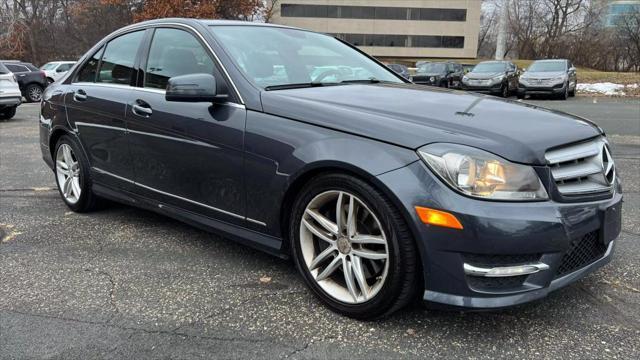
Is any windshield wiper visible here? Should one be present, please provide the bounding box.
[264,82,339,91]
[339,78,383,84]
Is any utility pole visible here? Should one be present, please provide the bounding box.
[495,0,508,60]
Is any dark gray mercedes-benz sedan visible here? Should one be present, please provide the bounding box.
[39,19,622,319]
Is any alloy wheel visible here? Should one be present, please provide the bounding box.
[29,86,43,102]
[299,190,389,304]
[55,144,82,204]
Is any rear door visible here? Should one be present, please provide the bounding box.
[65,30,145,189]
[126,26,247,225]
[4,63,30,88]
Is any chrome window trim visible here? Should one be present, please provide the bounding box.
[101,22,245,105]
[463,262,550,277]
[92,167,265,226]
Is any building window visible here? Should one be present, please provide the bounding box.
[281,4,467,22]
[332,33,465,49]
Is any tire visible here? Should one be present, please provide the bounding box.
[501,83,509,98]
[46,77,54,85]
[53,135,100,212]
[0,106,17,120]
[559,83,569,100]
[25,84,44,103]
[517,92,525,99]
[441,81,449,88]
[290,173,418,319]
[569,81,576,97]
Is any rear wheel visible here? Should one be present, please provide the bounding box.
[54,135,100,212]
[0,106,17,120]
[290,173,418,319]
[25,84,43,102]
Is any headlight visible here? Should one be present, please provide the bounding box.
[418,143,548,201]
[554,76,566,83]
[491,75,505,83]
[462,76,469,82]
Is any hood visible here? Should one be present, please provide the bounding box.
[521,71,566,79]
[260,83,601,165]
[466,72,504,80]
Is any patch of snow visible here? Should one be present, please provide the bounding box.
[577,82,639,96]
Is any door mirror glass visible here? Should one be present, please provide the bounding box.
[166,73,225,103]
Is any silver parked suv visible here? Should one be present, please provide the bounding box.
[0,62,22,120]
[518,59,577,100]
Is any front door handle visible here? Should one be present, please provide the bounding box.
[132,101,152,117]
[73,90,87,102]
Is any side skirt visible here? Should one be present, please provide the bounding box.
[92,183,287,259]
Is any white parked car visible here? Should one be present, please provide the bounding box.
[0,62,21,120]
[40,61,76,84]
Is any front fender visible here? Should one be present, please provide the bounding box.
[243,111,418,238]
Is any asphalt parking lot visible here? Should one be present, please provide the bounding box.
[1,96,639,359]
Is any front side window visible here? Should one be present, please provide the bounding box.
[58,63,74,72]
[97,30,144,85]
[417,63,446,73]
[144,28,216,89]
[76,47,104,82]
[209,26,402,88]
[41,63,57,70]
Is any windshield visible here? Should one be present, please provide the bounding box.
[472,62,506,72]
[417,63,446,73]
[40,63,57,70]
[209,26,402,89]
[528,61,566,72]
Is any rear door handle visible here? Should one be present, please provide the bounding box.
[73,90,87,102]
[132,101,152,117]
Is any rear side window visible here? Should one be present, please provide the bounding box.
[76,47,104,82]
[97,30,144,85]
[144,28,216,89]
[6,64,29,73]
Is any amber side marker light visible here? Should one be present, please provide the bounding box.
[415,206,463,230]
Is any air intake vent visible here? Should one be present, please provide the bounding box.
[545,137,615,196]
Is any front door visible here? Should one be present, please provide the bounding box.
[126,27,247,225]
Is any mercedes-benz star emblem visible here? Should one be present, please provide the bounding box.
[600,142,615,185]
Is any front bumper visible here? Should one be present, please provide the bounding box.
[377,161,623,309]
[461,82,502,94]
[518,82,566,95]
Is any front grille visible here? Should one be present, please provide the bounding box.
[545,137,615,197]
[556,231,607,277]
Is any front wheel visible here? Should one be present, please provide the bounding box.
[290,173,418,319]
[54,135,101,212]
[500,83,509,98]
[569,81,576,97]
[0,106,17,120]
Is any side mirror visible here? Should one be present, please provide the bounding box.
[166,73,226,103]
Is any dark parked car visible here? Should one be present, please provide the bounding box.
[1,60,48,102]
[40,19,621,319]
[412,62,463,88]
[461,60,519,97]
[387,64,410,80]
[518,59,577,100]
